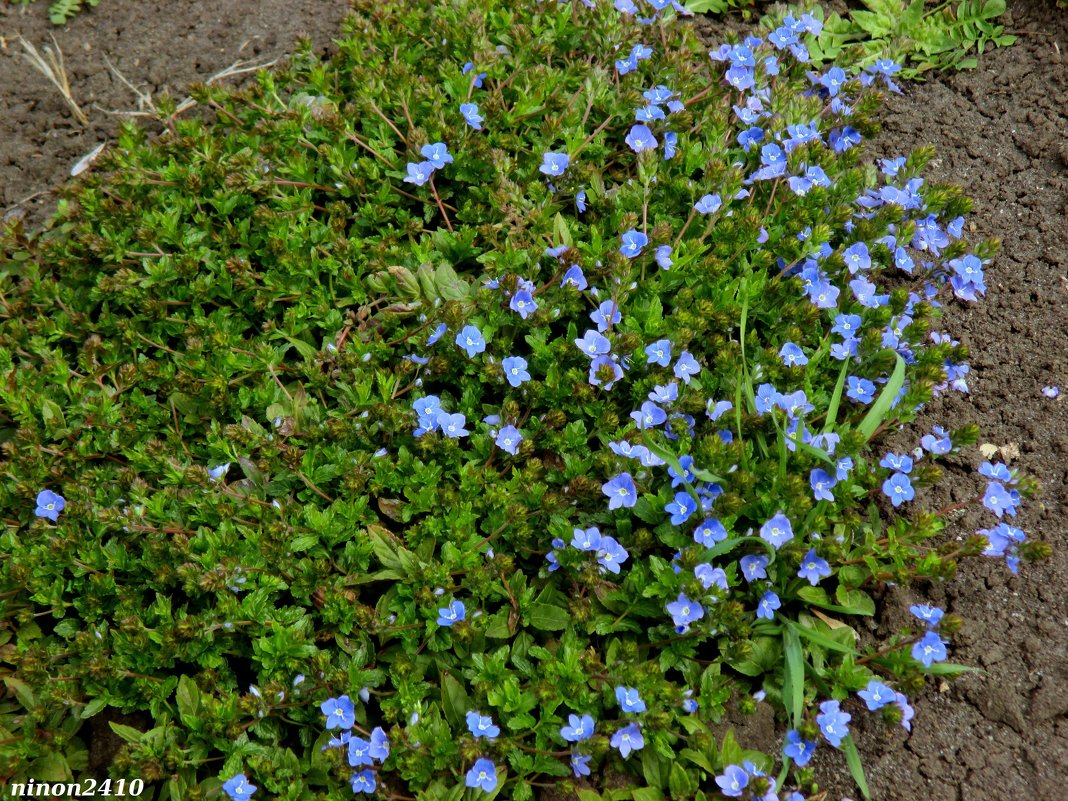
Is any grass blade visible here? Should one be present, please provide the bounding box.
[857,350,906,441]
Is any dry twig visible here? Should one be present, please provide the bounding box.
[17,34,88,126]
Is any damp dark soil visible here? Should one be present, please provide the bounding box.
[2,0,1066,799]
[0,0,352,228]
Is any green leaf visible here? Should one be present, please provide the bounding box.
[641,748,666,789]
[857,351,906,440]
[553,213,573,247]
[527,603,569,631]
[668,763,698,800]
[109,722,145,744]
[822,359,850,433]
[176,675,201,727]
[632,789,664,801]
[783,627,804,728]
[841,734,872,800]
[786,618,853,654]
[797,586,874,616]
[441,673,469,729]
[923,662,983,676]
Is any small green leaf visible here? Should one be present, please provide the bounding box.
[441,673,469,729]
[176,675,201,727]
[857,351,906,440]
[841,734,872,800]
[783,627,804,728]
[527,602,569,631]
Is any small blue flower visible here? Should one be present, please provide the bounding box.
[694,193,721,214]
[369,726,389,761]
[462,62,486,87]
[625,124,658,153]
[810,468,837,502]
[321,696,355,730]
[561,714,596,742]
[456,325,486,358]
[596,535,629,574]
[779,342,808,367]
[575,329,611,358]
[509,289,538,319]
[655,244,673,269]
[350,770,376,794]
[208,463,230,482]
[740,554,768,582]
[880,452,914,473]
[631,401,667,430]
[223,774,257,801]
[816,699,851,747]
[756,591,780,620]
[783,730,816,766]
[466,758,498,792]
[426,322,448,346]
[501,356,531,388]
[694,563,728,591]
[673,351,701,384]
[846,376,877,404]
[562,264,587,289]
[466,711,501,739]
[920,426,953,454]
[912,631,948,668]
[715,764,749,797]
[591,300,622,331]
[34,489,66,521]
[611,723,645,758]
[797,549,831,585]
[645,339,672,367]
[666,593,704,630]
[540,151,570,176]
[693,518,728,547]
[437,600,466,627]
[494,425,522,456]
[619,230,649,258]
[663,130,678,160]
[982,481,1019,518]
[437,411,469,439]
[347,737,373,767]
[760,512,794,548]
[571,753,592,777]
[571,526,602,551]
[602,473,637,510]
[403,161,435,186]
[460,102,483,130]
[576,189,588,213]
[615,686,646,713]
[665,492,697,525]
[882,473,915,507]
[910,604,944,627]
[858,679,896,711]
[420,142,453,169]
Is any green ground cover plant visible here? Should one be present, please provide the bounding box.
[7,0,101,25]
[0,0,1049,799]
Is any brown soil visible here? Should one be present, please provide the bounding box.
[0,0,352,228]
[3,0,1066,799]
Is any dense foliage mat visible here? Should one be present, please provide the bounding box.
[0,0,1048,799]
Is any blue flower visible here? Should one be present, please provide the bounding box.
[420,142,453,169]
[666,593,704,629]
[466,758,498,792]
[437,411,469,439]
[645,339,672,367]
[694,563,728,591]
[760,512,794,548]
[611,722,644,758]
[756,591,780,620]
[571,753,592,777]
[631,401,667,429]
[589,355,624,390]
[665,492,697,525]
[602,473,637,510]
[222,775,257,801]
[540,151,570,176]
[437,600,466,626]
[562,265,587,289]
[494,425,522,456]
[779,342,808,367]
[321,696,355,730]
[350,770,376,794]
[403,161,435,186]
[576,189,588,213]
[673,351,701,383]
[912,631,948,668]
[561,714,595,742]
[591,300,622,331]
[509,289,538,319]
[694,193,722,214]
[615,686,646,713]
[783,729,816,766]
[369,726,389,760]
[426,322,447,346]
[880,452,914,473]
[501,356,531,387]
[347,737,373,767]
[460,102,484,130]
[858,679,895,711]
[816,699,851,747]
[456,325,486,357]
[596,535,629,574]
[654,244,673,269]
[34,489,65,521]
[208,463,230,482]
[797,549,831,585]
[810,468,837,502]
[846,376,876,404]
[910,604,944,627]
[466,711,500,739]
[982,481,1019,517]
[681,688,699,714]
[693,518,728,547]
[740,554,768,582]
[842,242,871,273]
[662,130,678,159]
[575,329,611,358]
[715,764,749,797]
[920,426,952,454]
[462,62,486,87]
[882,473,915,507]
[619,230,649,258]
[625,124,658,153]
[571,526,602,551]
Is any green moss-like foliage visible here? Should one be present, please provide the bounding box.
[0,1,1035,799]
